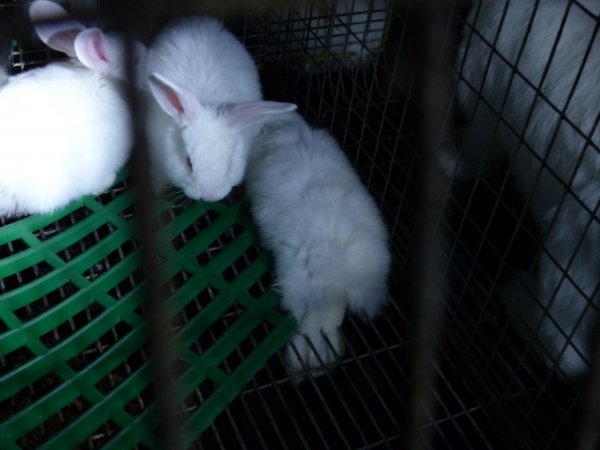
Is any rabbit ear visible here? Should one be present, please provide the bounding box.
[225,101,297,129]
[73,28,113,73]
[148,73,202,125]
[75,29,148,80]
[29,0,85,57]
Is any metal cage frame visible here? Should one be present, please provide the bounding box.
[1,0,599,449]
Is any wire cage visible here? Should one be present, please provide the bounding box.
[1,0,599,449]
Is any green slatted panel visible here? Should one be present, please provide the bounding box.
[0,174,296,449]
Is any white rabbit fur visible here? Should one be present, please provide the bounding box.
[145,16,295,202]
[0,1,145,217]
[445,0,600,378]
[246,111,391,372]
[265,0,389,70]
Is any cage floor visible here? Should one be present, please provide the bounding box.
[0,175,297,449]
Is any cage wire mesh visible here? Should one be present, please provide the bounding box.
[1,0,600,449]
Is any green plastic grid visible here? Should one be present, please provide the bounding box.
[0,174,296,449]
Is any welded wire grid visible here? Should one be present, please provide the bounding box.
[258,0,597,449]
[1,0,599,449]
[439,0,600,449]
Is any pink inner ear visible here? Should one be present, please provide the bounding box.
[91,31,109,64]
[166,89,185,115]
[149,74,203,124]
[149,75,186,118]
[74,28,113,74]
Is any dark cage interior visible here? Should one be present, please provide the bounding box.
[0,0,598,449]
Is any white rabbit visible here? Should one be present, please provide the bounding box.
[264,0,389,70]
[0,0,146,217]
[245,111,391,373]
[445,0,600,378]
[145,16,295,202]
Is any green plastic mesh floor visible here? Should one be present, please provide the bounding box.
[0,174,296,449]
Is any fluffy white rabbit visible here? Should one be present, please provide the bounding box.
[265,0,389,70]
[144,16,294,202]
[445,0,600,378]
[246,111,391,372]
[0,0,146,217]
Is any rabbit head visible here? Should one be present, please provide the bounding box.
[148,73,296,202]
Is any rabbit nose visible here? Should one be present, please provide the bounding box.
[201,190,225,202]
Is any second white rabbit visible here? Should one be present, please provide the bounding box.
[246,111,391,372]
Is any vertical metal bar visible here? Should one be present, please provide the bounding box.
[407,2,458,449]
[126,65,182,450]
[576,269,600,450]
[116,1,182,448]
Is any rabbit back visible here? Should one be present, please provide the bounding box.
[457,0,600,208]
[247,112,390,321]
[0,63,131,216]
[538,183,600,378]
[456,0,600,379]
[146,16,261,103]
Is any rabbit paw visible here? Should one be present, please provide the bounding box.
[285,327,344,374]
[285,300,346,376]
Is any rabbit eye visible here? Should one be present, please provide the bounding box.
[186,156,193,171]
